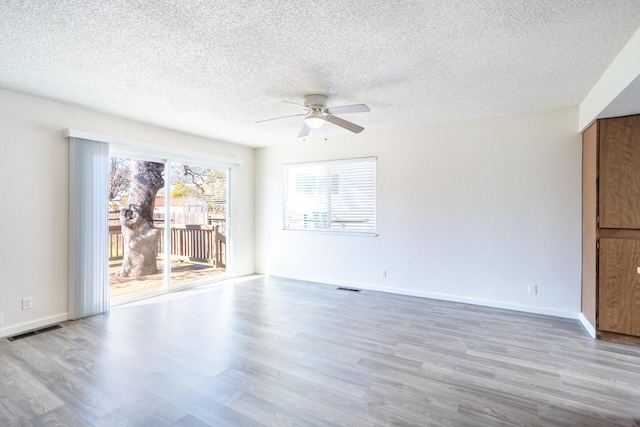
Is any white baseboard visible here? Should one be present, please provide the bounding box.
[230,269,258,279]
[579,313,597,338]
[263,272,581,320]
[0,313,69,339]
[366,283,580,319]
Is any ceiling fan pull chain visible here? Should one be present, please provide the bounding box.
[325,118,328,140]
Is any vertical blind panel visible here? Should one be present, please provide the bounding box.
[282,157,376,233]
[69,138,109,319]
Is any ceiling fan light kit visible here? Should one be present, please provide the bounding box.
[257,94,370,137]
[304,110,326,129]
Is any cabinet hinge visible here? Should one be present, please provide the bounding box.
[596,241,600,250]
[596,215,600,224]
[596,317,599,326]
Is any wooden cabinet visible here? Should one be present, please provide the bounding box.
[582,115,640,340]
[599,116,640,229]
[599,238,640,336]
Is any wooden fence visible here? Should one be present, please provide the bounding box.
[109,225,226,268]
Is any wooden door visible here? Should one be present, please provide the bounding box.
[599,238,640,336]
[599,115,640,229]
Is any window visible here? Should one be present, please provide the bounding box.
[282,157,376,234]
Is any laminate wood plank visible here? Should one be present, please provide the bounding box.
[171,414,215,427]
[225,331,308,362]
[28,404,93,426]
[457,397,541,426]
[364,391,463,427]
[91,406,154,427]
[184,375,245,405]
[366,380,462,419]
[418,353,638,426]
[136,371,217,414]
[292,394,375,427]
[187,401,266,427]
[220,365,311,403]
[83,349,157,381]
[1,276,640,425]
[134,371,264,426]
[288,331,367,364]
[0,355,65,420]
[72,362,188,425]
[558,372,640,407]
[2,347,120,422]
[304,385,393,425]
[537,402,638,427]
[226,392,310,427]
[294,351,378,389]
[225,358,367,420]
[234,342,369,398]
[220,366,375,427]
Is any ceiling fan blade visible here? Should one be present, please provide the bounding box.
[283,100,307,108]
[326,115,364,133]
[326,104,370,115]
[255,113,305,124]
[298,123,311,138]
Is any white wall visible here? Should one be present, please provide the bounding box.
[255,106,582,318]
[0,85,582,336]
[580,26,640,130]
[0,88,255,337]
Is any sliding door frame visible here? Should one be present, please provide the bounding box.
[65,128,240,312]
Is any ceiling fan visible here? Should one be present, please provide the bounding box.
[256,94,370,137]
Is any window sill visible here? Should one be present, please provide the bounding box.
[283,229,378,237]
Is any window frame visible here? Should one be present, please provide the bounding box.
[282,156,377,236]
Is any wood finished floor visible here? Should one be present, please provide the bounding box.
[1,276,640,426]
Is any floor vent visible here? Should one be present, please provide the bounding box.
[337,287,362,293]
[7,324,62,342]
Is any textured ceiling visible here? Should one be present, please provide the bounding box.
[1,1,639,147]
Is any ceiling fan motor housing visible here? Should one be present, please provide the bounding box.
[303,94,328,108]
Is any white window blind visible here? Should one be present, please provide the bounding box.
[68,137,110,319]
[282,157,376,234]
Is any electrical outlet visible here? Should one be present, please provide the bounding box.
[0,311,3,326]
[381,269,387,278]
[528,285,537,295]
[22,297,32,310]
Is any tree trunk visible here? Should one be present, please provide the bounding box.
[118,161,165,277]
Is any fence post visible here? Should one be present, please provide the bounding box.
[213,225,219,268]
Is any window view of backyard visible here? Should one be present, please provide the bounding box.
[108,157,227,300]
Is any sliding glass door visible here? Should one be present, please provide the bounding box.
[167,162,227,289]
[108,156,167,300]
[108,155,228,303]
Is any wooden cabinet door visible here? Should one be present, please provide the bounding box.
[599,115,640,229]
[599,238,640,336]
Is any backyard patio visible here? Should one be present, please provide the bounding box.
[109,260,226,298]
[109,223,226,299]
